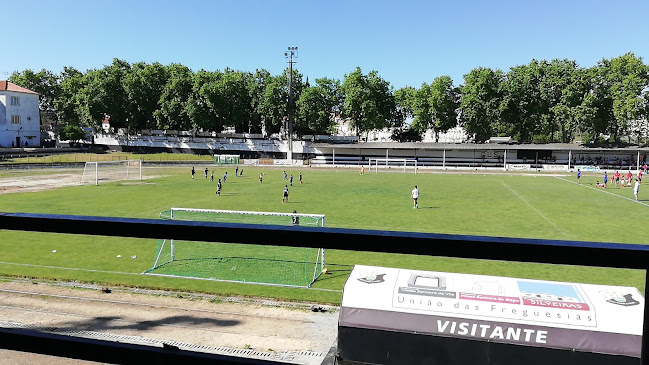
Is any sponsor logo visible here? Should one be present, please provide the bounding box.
[601,291,640,307]
[460,292,521,304]
[357,273,385,284]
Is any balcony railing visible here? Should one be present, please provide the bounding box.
[1,212,648,365]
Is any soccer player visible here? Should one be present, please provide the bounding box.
[210,171,214,182]
[191,166,195,180]
[290,174,294,187]
[216,179,222,196]
[292,210,299,226]
[223,171,227,182]
[603,172,608,188]
[627,171,633,184]
[283,170,287,180]
[235,166,239,177]
[299,172,303,184]
[614,171,620,187]
[576,169,581,184]
[204,167,209,180]
[282,185,289,203]
[259,173,263,183]
[639,170,643,183]
[360,166,365,175]
[633,179,640,201]
[239,168,243,178]
[411,185,419,209]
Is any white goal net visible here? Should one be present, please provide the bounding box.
[149,207,327,288]
[81,159,143,185]
[368,158,418,173]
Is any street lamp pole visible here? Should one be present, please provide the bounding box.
[284,46,298,162]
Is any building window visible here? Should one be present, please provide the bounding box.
[10,96,20,106]
[11,115,21,124]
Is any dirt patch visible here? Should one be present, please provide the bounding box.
[0,280,339,364]
[0,173,82,194]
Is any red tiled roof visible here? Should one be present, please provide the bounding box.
[0,81,39,94]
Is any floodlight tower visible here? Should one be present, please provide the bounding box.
[284,46,298,162]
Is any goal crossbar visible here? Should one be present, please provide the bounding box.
[163,207,326,226]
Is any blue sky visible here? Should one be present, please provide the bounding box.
[2,0,647,89]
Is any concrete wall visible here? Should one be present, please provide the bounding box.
[0,91,41,147]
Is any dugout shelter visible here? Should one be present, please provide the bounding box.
[338,265,644,365]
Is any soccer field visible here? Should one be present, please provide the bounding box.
[0,165,646,304]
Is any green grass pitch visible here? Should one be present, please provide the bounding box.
[0,165,646,304]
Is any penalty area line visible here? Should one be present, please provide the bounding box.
[554,176,649,207]
[501,182,572,238]
[0,261,141,276]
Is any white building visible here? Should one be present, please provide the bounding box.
[0,81,41,147]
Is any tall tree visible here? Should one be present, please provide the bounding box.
[55,67,85,126]
[9,69,59,116]
[258,68,303,136]
[246,69,271,134]
[608,53,649,141]
[154,64,194,130]
[499,60,546,142]
[392,86,418,140]
[459,67,504,142]
[185,69,221,132]
[410,77,459,141]
[340,67,397,136]
[539,59,591,143]
[296,77,342,136]
[123,62,169,131]
[429,76,460,138]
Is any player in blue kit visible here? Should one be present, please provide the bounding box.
[576,169,581,184]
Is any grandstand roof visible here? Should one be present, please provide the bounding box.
[309,142,649,151]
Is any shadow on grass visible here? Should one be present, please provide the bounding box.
[317,263,354,284]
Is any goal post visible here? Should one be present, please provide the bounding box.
[81,159,143,185]
[368,158,418,173]
[146,208,326,288]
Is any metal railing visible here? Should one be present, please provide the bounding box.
[0,212,648,364]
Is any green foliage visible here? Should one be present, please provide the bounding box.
[60,125,87,141]
[154,63,194,130]
[9,68,59,113]
[459,67,503,142]
[340,67,398,135]
[296,77,342,136]
[7,55,649,143]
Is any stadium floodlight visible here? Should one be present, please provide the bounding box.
[284,46,298,163]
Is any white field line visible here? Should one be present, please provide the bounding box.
[0,261,141,275]
[554,176,649,208]
[0,261,341,292]
[500,182,571,238]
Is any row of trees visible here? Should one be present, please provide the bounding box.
[10,53,649,144]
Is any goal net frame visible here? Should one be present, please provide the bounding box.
[146,207,326,288]
[81,159,143,186]
[368,158,418,173]
[214,154,240,165]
